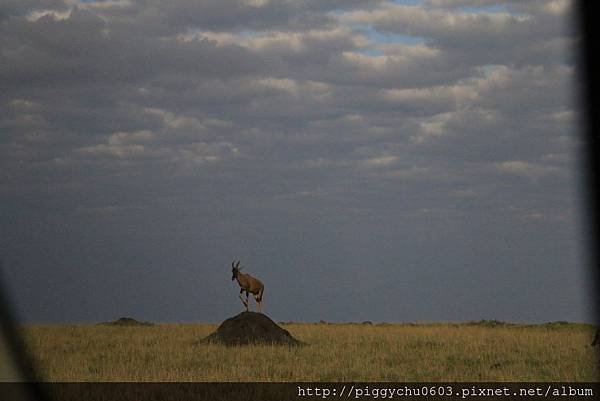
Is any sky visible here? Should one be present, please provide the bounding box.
[0,0,594,324]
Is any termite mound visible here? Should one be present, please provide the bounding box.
[203,311,303,346]
[98,317,154,326]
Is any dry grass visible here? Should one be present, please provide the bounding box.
[20,321,599,382]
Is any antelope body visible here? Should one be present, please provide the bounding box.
[231,260,264,312]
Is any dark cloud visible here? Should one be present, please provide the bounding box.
[0,1,591,323]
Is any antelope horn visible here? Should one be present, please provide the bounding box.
[235,261,241,268]
[232,261,236,268]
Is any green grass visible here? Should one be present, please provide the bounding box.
[20,322,599,381]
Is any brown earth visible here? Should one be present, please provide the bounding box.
[203,312,303,346]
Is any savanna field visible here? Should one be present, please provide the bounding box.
[20,321,599,381]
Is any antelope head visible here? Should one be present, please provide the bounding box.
[231,260,242,281]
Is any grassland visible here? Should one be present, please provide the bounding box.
[20,321,599,381]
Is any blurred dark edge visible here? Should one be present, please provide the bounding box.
[0,263,47,400]
[579,2,600,328]
[0,3,598,401]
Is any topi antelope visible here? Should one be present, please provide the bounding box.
[231,260,264,313]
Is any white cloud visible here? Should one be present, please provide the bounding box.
[339,3,529,36]
[496,160,560,179]
[363,155,398,167]
[25,9,72,21]
[8,99,43,110]
[143,108,206,131]
[183,27,366,53]
[61,0,133,10]
[543,0,571,15]
[382,83,479,107]
[380,165,441,180]
[255,78,299,94]
[107,130,155,146]
[243,0,271,8]
[77,143,147,159]
[547,110,576,124]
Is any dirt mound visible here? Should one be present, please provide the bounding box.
[204,312,303,346]
[99,317,153,326]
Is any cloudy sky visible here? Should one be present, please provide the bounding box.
[1,0,593,324]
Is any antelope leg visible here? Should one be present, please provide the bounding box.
[239,294,248,310]
[254,294,262,313]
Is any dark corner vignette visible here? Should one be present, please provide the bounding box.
[578,3,600,331]
[0,259,48,401]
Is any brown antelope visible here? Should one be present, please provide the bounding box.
[231,260,264,312]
